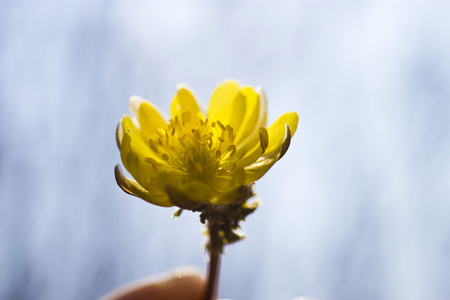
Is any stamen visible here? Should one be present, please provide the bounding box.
[191,128,201,140]
[217,120,226,131]
[149,139,159,153]
[217,168,226,176]
[202,132,214,140]
[228,127,234,141]
[227,145,236,157]
[207,138,213,149]
[150,113,241,178]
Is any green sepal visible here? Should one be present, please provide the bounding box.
[116,120,123,149]
[165,184,204,210]
[114,164,173,207]
[278,123,291,160]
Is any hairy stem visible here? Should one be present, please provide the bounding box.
[203,222,223,300]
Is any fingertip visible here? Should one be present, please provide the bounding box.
[101,267,205,300]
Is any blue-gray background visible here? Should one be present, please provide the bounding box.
[1,1,450,299]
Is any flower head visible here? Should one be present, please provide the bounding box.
[115,80,298,209]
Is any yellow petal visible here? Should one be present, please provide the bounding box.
[264,112,298,155]
[114,165,172,207]
[121,116,148,159]
[207,82,266,157]
[129,96,167,140]
[207,79,240,123]
[223,126,268,170]
[129,96,142,120]
[208,80,256,137]
[170,85,201,126]
[226,140,262,170]
[226,91,246,131]
[120,132,148,188]
[226,86,268,165]
[233,86,260,145]
[122,116,165,162]
[257,87,268,128]
[120,123,167,190]
[244,122,294,183]
[244,156,278,184]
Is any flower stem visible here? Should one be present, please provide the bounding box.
[204,222,223,300]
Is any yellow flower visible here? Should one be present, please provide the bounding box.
[115,80,298,209]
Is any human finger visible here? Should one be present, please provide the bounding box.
[101,267,205,300]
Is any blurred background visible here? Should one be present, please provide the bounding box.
[1,1,450,299]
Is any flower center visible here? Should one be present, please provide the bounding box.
[148,112,241,178]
